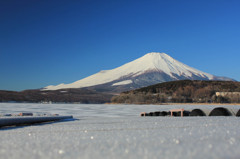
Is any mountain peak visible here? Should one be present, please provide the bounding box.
[143,52,169,59]
[140,52,175,65]
[136,52,185,76]
[145,52,167,55]
[43,52,233,91]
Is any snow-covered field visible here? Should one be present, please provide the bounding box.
[0,103,240,159]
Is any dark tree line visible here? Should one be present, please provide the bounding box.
[0,88,113,104]
[111,80,240,104]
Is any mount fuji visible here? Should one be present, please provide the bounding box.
[43,52,234,92]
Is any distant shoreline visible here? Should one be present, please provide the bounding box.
[108,102,240,105]
[165,103,240,105]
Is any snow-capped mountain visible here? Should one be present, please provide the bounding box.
[43,52,234,91]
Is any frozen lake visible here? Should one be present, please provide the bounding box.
[0,103,240,159]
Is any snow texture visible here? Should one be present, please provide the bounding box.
[0,103,240,159]
[43,52,217,90]
[112,80,133,86]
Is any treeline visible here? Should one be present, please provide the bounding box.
[111,80,240,104]
[0,88,113,104]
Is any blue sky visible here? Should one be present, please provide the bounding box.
[1,0,240,91]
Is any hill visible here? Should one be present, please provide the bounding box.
[111,80,240,104]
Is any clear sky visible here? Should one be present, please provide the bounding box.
[1,0,240,91]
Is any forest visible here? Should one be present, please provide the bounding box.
[0,88,113,104]
[111,80,240,104]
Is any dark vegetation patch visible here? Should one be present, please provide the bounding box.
[112,80,240,104]
[0,88,113,104]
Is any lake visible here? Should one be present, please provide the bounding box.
[0,103,240,159]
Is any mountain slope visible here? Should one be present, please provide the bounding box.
[43,52,234,92]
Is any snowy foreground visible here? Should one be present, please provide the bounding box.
[0,103,240,159]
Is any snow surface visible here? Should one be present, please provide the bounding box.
[112,80,133,86]
[44,52,215,90]
[0,103,240,159]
